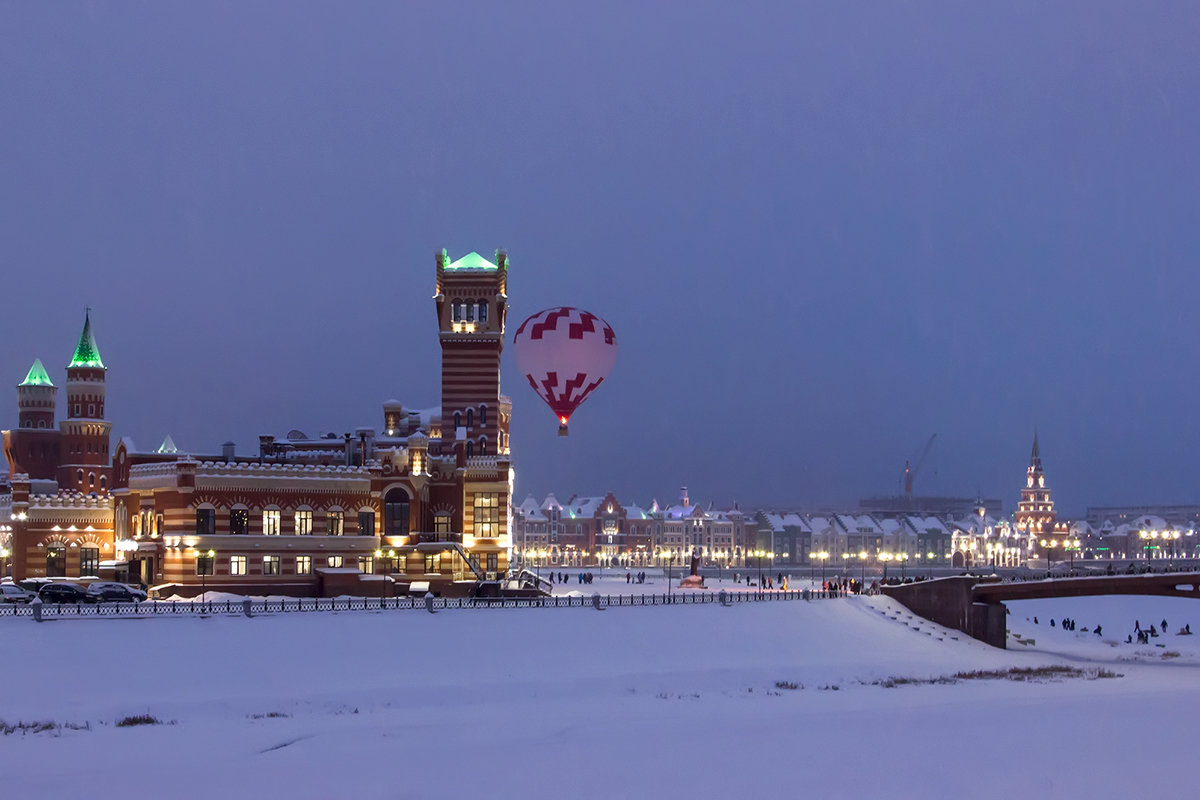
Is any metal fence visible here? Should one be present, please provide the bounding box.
[0,588,847,620]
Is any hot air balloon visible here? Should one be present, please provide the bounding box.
[512,307,617,436]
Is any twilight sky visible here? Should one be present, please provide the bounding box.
[2,2,1199,515]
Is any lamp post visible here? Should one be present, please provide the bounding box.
[858,550,867,589]
[817,551,828,586]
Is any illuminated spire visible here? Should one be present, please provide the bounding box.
[18,358,54,387]
[444,251,499,271]
[68,310,105,369]
[1031,428,1040,461]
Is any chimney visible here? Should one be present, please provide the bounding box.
[221,441,236,462]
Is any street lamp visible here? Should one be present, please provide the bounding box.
[195,548,215,606]
[858,550,868,588]
[816,551,829,586]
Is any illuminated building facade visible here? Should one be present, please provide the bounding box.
[2,251,514,595]
[1014,431,1071,564]
[1,314,116,581]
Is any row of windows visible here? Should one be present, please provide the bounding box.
[75,470,107,490]
[450,300,489,324]
[198,553,473,577]
[43,545,100,578]
[71,403,103,417]
[196,508,374,536]
[452,407,489,429]
[68,442,109,455]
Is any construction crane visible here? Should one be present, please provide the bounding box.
[902,434,938,498]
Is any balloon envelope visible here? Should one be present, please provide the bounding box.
[512,307,617,434]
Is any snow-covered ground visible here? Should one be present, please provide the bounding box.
[1,593,1196,799]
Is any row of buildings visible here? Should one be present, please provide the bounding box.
[1,250,518,597]
[511,434,1199,572]
[3,255,1196,595]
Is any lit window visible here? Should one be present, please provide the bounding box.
[230,555,248,576]
[473,493,499,538]
[423,553,440,573]
[327,555,344,568]
[358,556,374,573]
[263,555,280,575]
[295,510,313,535]
[263,510,281,536]
[328,510,344,536]
[230,508,249,535]
[434,514,451,533]
[296,555,312,575]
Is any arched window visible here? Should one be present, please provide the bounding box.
[384,488,410,537]
[77,469,84,484]
[452,302,463,323]
[464,300,475,322]
[466,409,474,428]
[230,506,250,536]
[88,472,95,488]
[477,301,488,323]
[466,441,474,458]
[46,545,66,578]
[479,406,487,427]
[99,476,107,491]
[478,438,487,457]
[453,411,461,429]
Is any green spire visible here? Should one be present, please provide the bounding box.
[68,311,105,369]
[18,358,54,387]
[444,251,499,271]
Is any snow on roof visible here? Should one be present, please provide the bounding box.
[540,493,563,512]
[516,495,547,519]
[570,497,605,517]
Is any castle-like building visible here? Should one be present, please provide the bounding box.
[1,251,514,596]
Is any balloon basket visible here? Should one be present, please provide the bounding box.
[558,423,569,437]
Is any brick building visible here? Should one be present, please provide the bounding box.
[2,250,516,596]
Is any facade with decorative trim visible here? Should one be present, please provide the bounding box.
[1,251,515,596]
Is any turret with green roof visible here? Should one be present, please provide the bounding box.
[18,358,54,388]
[68,310,105,370]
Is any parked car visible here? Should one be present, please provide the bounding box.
[37,583,91,604]
[17,578,53,594]
[0,584,36,604]
[86,582,147,602]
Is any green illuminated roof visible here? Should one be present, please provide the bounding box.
[444,251,499,271]
[157,434,179,454]
[68,311,105,369]
[19,359,54,387]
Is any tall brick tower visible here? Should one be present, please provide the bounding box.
[57,311,112,493]
[2,359,62,480]
[434,250,509,456]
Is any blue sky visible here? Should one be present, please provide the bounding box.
[2,2,1198,514]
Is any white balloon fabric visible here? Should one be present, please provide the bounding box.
[512,307,617,435]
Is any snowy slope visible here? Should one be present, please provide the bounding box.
[1,595,1196,799]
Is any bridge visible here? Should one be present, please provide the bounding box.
[881,572,1200,649]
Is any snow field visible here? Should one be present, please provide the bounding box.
[0,594,1196,799]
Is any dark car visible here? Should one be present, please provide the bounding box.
[37,583,91,604]
[86,582,147,602]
